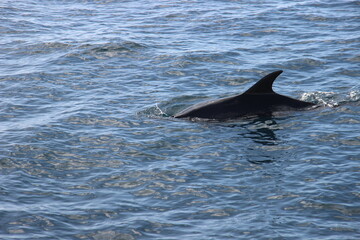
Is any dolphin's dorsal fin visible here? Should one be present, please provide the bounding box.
[244,70,283,94]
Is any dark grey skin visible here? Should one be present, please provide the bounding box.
[174,70,316,120]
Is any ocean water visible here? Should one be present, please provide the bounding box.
[1,0,360,239]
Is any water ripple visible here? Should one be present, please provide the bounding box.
[1,0,360,239]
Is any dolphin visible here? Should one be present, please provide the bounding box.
[174,70,315,120]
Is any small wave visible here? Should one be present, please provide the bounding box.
[139,104,173,119]
[349,89,360,102]
[89,41,146,53]
[284,58,326,70]
[10,42,72,56]
[302,91,339,107]
[140,95,210,119]
[302,88,360,107]
[62,40,148,61]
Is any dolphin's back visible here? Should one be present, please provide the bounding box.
[174,71,315,120]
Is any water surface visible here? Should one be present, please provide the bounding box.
[1,0,360,239]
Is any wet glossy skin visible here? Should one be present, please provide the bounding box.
[174,70,315,120]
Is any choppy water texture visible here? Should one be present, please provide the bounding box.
[1,0,360,239]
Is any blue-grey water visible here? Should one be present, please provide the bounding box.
[1,1,360,239]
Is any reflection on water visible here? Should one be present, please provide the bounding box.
[233,117,280,164]
[241,117,279,145]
